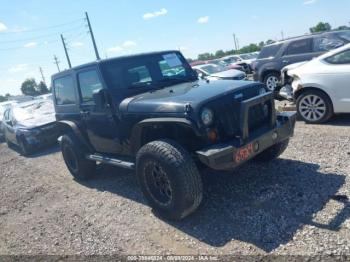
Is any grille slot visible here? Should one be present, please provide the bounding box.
[211,95,271,141]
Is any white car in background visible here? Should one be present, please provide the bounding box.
[0,101,18,140]
[284,43,350,123]
[193,63,246,81]
[221,53,257,73]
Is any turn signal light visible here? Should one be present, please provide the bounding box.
[207,129,217,143]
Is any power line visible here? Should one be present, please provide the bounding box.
[0,39,61,51]
[0,24,86,44]
[0,18,84,34]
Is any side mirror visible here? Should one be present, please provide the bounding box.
[198,72,205,79]
[93,89,107,109]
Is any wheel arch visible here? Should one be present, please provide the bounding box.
[130,118,201,154]
[262,70,280,82]
[294,86,334,110]
[57,120,94,152]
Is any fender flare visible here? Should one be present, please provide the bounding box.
[130,118,200,154]
[57,120,94,152]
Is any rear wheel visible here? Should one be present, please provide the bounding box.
[254,139,289,162]
[61,133,96,180]
[136,139,203,220]
[296,90,333,124]
[264,72,280,91]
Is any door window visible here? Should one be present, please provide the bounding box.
[285,39,312,55]
[53,75,75,105]
[325,50,350,64]
[78,70,103,103]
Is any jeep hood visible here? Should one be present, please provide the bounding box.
[120,80,260,113]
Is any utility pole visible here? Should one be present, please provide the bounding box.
[61,34,71,69]
[233,34,238,51]
[85,11,100,60]
[53,55,61,72]
[39,67,46,84]
[281,30,285,40]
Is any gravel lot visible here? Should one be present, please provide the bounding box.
[0,115,349,256]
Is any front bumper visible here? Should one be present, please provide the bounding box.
[196,109,296,170]
[21,124,61,149]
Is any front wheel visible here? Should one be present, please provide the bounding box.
[61,133,96,180]
[296,90,333,124]
[254,139,289,162]
[136,140,203,220]
[264,72,280,91]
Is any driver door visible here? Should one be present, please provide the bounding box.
[76,67,122,154]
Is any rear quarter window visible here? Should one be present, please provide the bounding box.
[313,37,344,52]
[53,75,75,105]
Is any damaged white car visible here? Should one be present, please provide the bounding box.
[280,43,350,123]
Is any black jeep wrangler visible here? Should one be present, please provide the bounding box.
[52,51,296,220]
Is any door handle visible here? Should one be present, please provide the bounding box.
[282,60,289,64]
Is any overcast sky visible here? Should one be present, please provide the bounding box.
[0,0,349,95]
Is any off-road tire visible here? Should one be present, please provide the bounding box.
[254,139,289,162]
[296,90,333,124]
[136,139,203,220]
[61,133,96,180]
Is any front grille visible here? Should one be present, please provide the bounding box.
[209,90,271,141]
[214,99,240,138]
[248,103,270,132]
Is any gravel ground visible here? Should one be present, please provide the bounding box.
[0,115,349,257]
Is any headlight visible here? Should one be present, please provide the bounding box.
[259,87,267,95]
[201,108,214,126]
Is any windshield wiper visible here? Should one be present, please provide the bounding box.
[156,77,196,86]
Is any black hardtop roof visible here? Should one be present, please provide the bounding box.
[264,30,349,48]
[51,50,181,79]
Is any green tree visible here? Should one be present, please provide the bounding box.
[266,39,275,45]
[239,43,260,54]
[310,22,332,33]
[37,81,49,94]
[215,50,225,58]
[21,78,38,96]
[0,95,7,102]
[197,52,214,60]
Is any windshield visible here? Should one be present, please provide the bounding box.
[258,44,282,59]
[13,101,54,122]
[240,54,252,60]
[101,52,196,91]
[200,64,227,74]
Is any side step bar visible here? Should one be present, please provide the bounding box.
[86,154,135,170]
